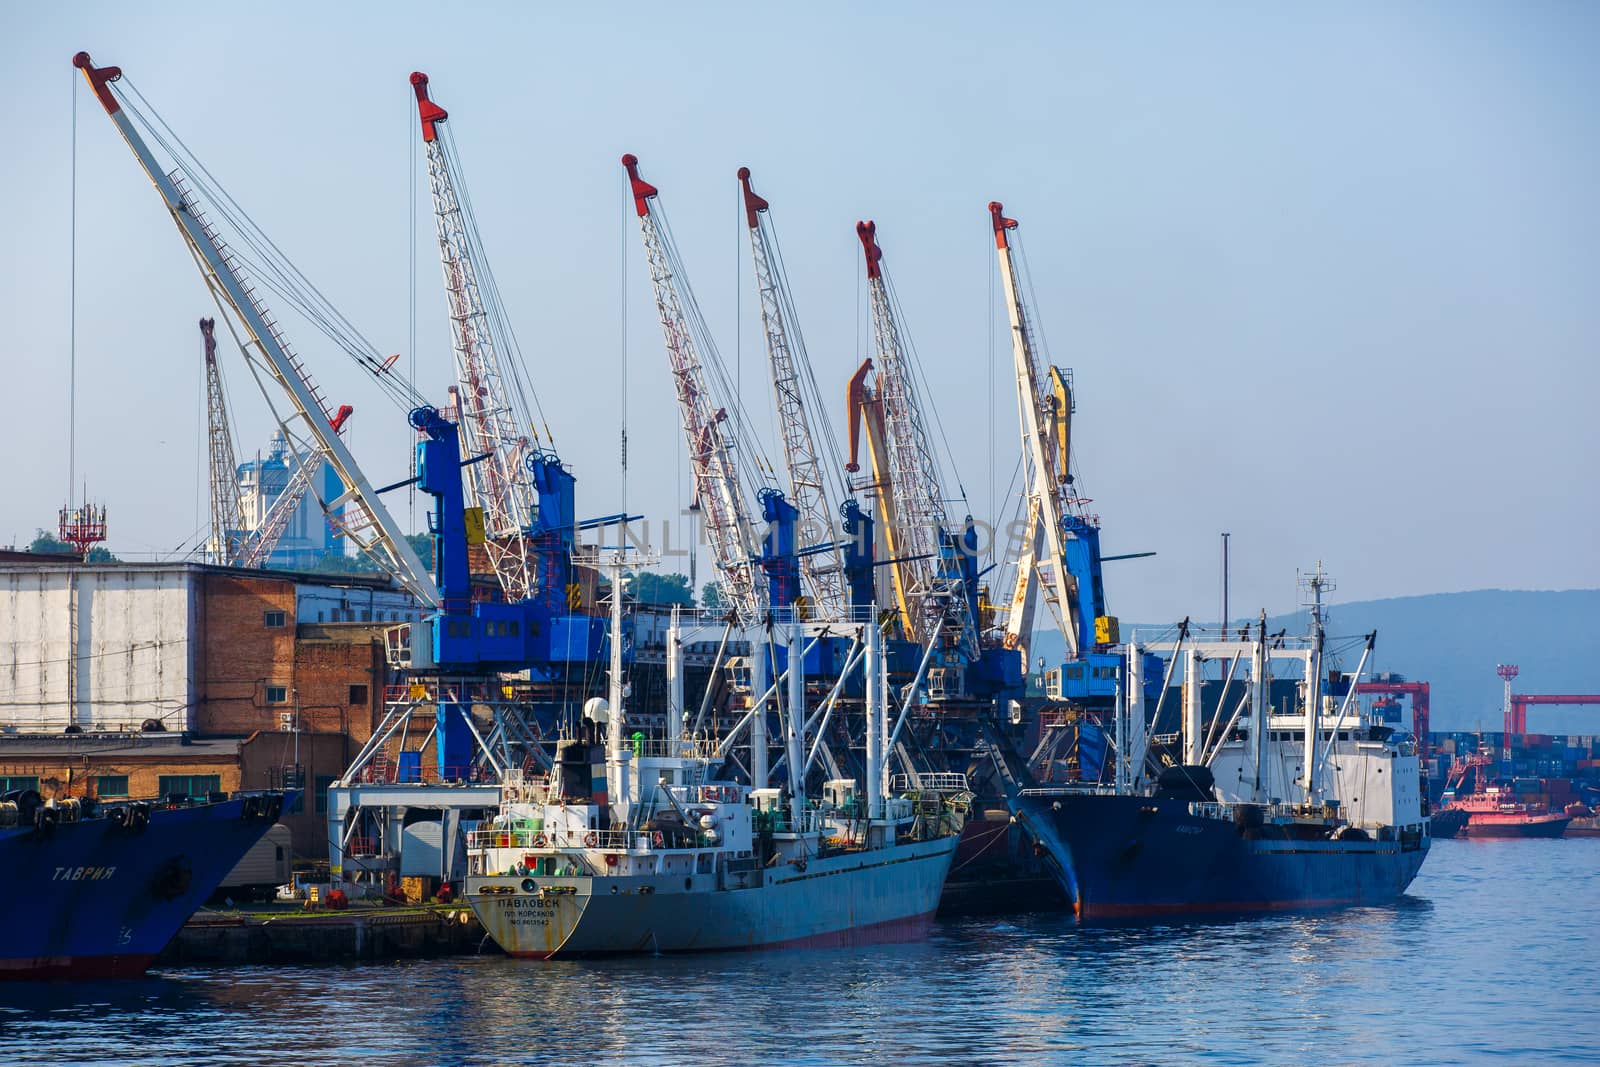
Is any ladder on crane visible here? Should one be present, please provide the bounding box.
[75,52,439,609]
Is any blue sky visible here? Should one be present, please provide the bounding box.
[3,2,1596,626]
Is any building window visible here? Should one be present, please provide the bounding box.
[348,684,369,706]
[314,775,335,813]
[96,775,130,798]
[266,686,288,704]
[264,610,287,628]
[158,774,222,798]
[0,775,39,793]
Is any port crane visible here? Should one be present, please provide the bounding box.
[987,202,1119,703]
[410,73,546,603]
[847,221,984,689]
[77,53,614,891]
[622,154,775,622]
[74,53,438,607]
[736,166,851,617]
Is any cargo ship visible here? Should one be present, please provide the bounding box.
[0,789,290,978]
[464,611,965,957]
[1003,571,1431,918]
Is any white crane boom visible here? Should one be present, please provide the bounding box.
[75,53,439,609]
[411,74,536,601]
[990,202,1080,660]
[737,167,848,617]
[622,154,765,622]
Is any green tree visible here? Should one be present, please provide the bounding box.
[29,530,118,562]
[627,570,694,607]
[700,581,725,615]
[309,549,382,575]
[406,533,436,571]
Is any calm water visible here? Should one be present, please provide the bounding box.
[4,838,1598,1066]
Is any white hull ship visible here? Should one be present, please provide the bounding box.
[465,605,967,958]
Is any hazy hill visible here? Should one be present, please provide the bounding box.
[1029,589,1600,733]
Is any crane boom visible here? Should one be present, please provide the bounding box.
[201,317,246,565]
[854,221,970,652]
[75,52,439,609]
[410,73,536,601]
[990,203,1081,660]
[622,154,765,622]
[737,167,848,616]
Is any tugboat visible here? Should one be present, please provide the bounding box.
[1439,750,1571,838]
[0,789,291,978]
[464,600,966,957]
[1002,568,1432,918]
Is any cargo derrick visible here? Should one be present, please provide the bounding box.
[411,73,542,603]
[988,202,1118,703]
[622,154,782,622]
[737,167,851,618]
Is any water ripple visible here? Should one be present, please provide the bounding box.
[4,839,1597,1065]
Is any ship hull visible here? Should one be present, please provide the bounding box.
[1018,793,1429,919]
[0,794,289,979]
[1459,812,1570,838]
[467,834,957,958]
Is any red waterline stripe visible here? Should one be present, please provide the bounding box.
[0,954,157,980]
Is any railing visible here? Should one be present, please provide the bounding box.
[889,772,970,793]
[1018,783,1122,797]
[467,827,642,851]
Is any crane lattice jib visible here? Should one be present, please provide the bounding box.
[75,53,439,608]
[856,221,949,640]
[623,154,764,622]
[990,203,1080,659]
[411,74,534,602]
[235,404,352,570]
[201,317,246,565]
[738,168,848,617]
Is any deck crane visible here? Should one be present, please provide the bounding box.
[848,221,980,674]
[74,53,438,608]
[621,153,771,622]
[736,166,850,617]
[988,202,1113,667]
[201,316,246,565]
[410,73,539,602]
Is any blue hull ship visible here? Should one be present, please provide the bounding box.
[1014,791,1429,918]
[0,791,291,978]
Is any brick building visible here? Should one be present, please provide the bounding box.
[0,557,418,856]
